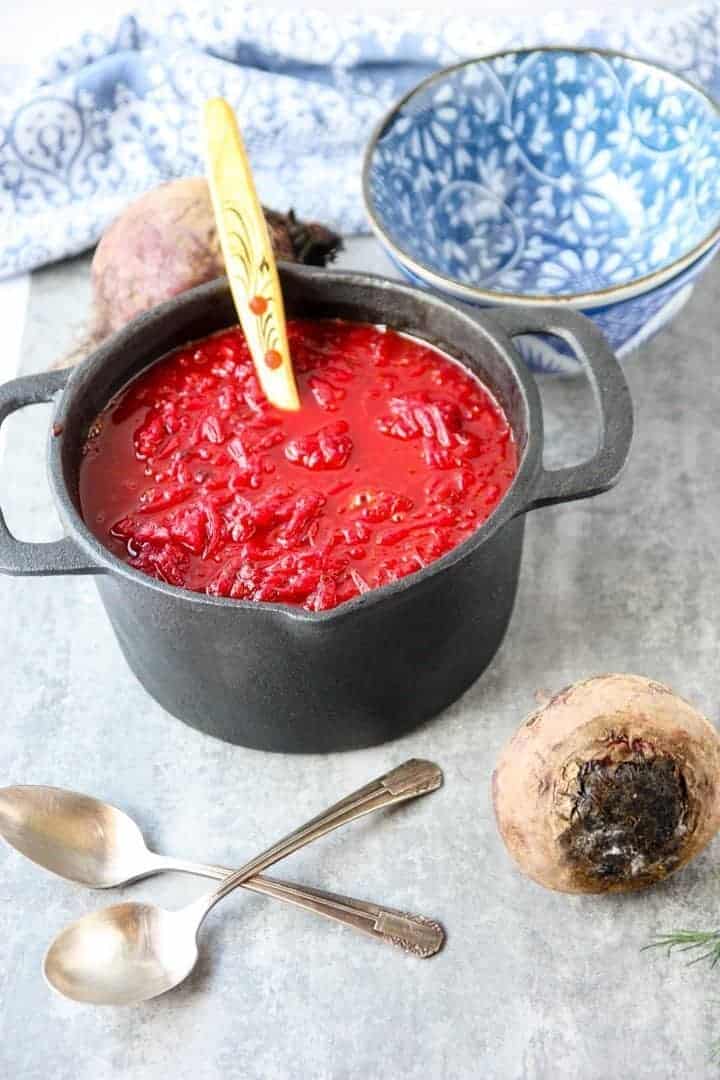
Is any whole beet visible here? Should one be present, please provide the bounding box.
[55,177,341,367]
[493,674,720,894]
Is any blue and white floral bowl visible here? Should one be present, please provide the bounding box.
[363,48,720,373]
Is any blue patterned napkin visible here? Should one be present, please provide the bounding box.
[1,3,718,278]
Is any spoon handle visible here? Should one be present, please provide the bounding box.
[157,857,443,957]
[191,759,442,923]
[243,878,445,958]
[204,98,300,411]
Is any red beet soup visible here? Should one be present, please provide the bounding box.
[79,319,518,611]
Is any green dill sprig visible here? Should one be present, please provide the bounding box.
[646,930,720,968]
[646,932,720,1062]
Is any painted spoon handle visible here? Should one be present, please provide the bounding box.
[204,97,300,411]
[191,759,442,923]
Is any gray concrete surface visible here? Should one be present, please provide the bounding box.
[0,240,718,1079]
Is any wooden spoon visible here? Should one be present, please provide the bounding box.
[203,98,300,411]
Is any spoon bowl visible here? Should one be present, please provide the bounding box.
[0,786,155,888]
[44,902,199,1005]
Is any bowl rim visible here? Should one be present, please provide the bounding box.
[362,45,720,311]
[49,269,544,625]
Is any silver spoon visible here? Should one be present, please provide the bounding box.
[42,760,444,1004]
[0,776,443,963]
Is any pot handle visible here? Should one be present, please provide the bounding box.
[0,370,100,576]
[484,307,633,512]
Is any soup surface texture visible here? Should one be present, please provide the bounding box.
[79,320,518,611]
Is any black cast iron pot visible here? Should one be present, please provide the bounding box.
[0,267,632,752]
